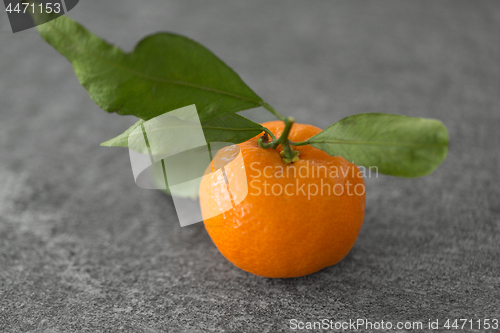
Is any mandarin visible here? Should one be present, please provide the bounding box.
[199,121,365,278]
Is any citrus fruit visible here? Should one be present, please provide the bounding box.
[199,121,366,278]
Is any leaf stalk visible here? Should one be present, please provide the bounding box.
[263,102,286,121]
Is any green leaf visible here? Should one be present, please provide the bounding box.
[33,12,264,121]
[308,113,448,177]
[201,113,264,143]
[100,120,145,148]
[101,113,263,149]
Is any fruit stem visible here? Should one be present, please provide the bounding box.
[257,117,298,163]
[278,117,296,160]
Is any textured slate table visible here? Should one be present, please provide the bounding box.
[1,1,499,332]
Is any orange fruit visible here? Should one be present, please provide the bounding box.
[199,121,366,278]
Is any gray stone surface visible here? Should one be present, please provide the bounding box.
[1,0,499,332]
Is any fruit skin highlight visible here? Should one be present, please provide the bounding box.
[199,121,366,278]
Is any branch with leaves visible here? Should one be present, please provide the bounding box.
[32,9,448,179]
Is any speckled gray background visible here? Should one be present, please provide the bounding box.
[1,0,499,332]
